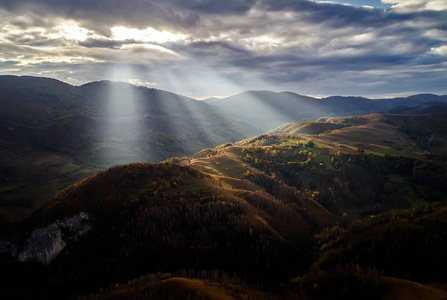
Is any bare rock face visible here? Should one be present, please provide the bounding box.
[18,212,91,265]
[57,211,91,239]
[18,224,64,264]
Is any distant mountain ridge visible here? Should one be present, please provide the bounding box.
[208,90,447,130]
[1,75,446,221]
[0,75,260,164]
[201,96,222,104]
[0,75,259,221]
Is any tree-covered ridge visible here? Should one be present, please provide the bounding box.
[268,112,447,158]
[0,76,259,222]
[1,107,447,299]
[37,163,200,222]
[269,121,349,135]
[239,141,446,216]
[3,160,317,298]
[2,76,446,224]
[313,210,447,283]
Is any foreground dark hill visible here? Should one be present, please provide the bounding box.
[1,110,446,299]
[1,162,326,299]
[208,91,447,131]
[0,76,260,221]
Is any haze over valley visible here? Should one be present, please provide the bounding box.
[1,0,447,298]
[1,75,447,299]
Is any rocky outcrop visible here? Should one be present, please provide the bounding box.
[18,223,64,264]
[18,212,91,265]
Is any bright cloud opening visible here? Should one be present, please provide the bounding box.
[120,43,179,55]
[430,45,447,56]
[382,0,447,12]
[128,78,158,87]
[111,26,188,43]
[56,21,90,41]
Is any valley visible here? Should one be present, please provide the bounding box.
[1,76,447,299]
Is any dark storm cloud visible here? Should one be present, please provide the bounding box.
[0,60,19,68]
[260,0,447,33]
[0,0,257,33]
[260,0,388,25]
[3,30,65,47]
[171,41,251,60]
[1,0,445,40]
[0,0,256,14]
[79,39,124,49]
[175,29,443,78]
[0,0,446,97]
[169,0,256,14]
[0,0,199,34]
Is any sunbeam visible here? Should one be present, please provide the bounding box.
[90,51,329,168]
[151,58,326,134]
[152,59,247,100]
[148,63,241,146]
[91,64,150,167]
[211,90,328,131]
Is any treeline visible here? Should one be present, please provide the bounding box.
[35,163,200,225]
[385,114,446,150]
[313,212,447,283]
[43,191,307,298]
[75,270,291,300]
[241,144,446,214]
[236,134,286,147]
[295,263,384,300]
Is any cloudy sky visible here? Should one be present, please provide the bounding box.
[0,0,446,99]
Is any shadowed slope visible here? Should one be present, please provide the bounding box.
[2,111,447,299]
[0,76,260,221]
[4,161,319,298]
[383,277,447,300]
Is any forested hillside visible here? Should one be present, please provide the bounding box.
[1,109,446,299]
[2,76,446,224]
[0,76,259,221]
